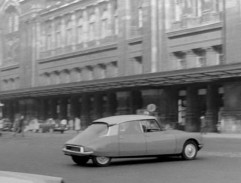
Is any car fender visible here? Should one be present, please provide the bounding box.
[87,135,119,157]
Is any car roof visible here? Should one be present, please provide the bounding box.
[93,115,157,125]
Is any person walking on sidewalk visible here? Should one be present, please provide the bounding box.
[200,114,208,134]
[13,114,25,137]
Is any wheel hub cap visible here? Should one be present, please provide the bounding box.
[185,144,196,158]
[96,157,109,164]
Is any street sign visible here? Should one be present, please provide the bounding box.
[147,104,156,112]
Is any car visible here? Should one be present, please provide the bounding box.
[0,170,64,183]
[63,115,203,167]
[53,123,68,133]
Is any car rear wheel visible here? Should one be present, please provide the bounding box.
[92,156,111,167]
[71,156,89,165]
[181,140,198,160]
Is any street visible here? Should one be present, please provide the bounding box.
[0,132,241,183]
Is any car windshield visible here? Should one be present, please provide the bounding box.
[81,123,108,137]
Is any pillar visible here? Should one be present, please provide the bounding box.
[92,93,103,120]
[81,94,91,128]
[116,91,131,115]
[130,90,143,114]
[185,86,200,132]
[105,92,117,117]
[59,97,68,119]
[70,96,80,118]
[49,98,58,119]
[117,0,131,76]
[164,87,178,124]
[206,85,220,132]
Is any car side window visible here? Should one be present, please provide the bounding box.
[119,121,143,135]
[140,120,161,133]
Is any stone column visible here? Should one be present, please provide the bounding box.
[81,94,91,128]
[116,91,131,115]
[117,0,131,76]
[105,92,117,116]
[206,84,219,132]
[49,98,58,119]
[185,86,200,132]
[59,97,68,119]
[92,93,103,120]
[38,98,46,120]
[12,100,19,120]
[3,101,11,119]
[164,87,178,125]
[130,90,143,114]
[70,96,80,118]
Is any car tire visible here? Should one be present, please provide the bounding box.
[92,156,111,167]
[181,140,198,160]
[71,156,89,166]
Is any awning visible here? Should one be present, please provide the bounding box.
[1,62,241,100]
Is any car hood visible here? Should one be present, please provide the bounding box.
[0,171,64,183]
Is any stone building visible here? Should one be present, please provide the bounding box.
[0,0,241,133]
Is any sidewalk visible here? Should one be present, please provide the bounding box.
[203,132,241,139]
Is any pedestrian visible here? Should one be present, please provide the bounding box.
[13,114,25,137]
[200,114,207,134]
[60,118,67,134]
[68,117,74,131]
[74,117,81,133]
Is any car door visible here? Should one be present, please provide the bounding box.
[118,120,146,156]
[140,120,176,155]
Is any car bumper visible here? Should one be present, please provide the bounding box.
[62,147,93,156]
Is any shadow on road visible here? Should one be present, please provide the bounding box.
[65,156,204,168]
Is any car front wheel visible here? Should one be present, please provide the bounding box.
[181,140,198,160]
[71,156,89,166]
[92,156,111,167]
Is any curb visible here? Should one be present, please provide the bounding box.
[203,133,241,139]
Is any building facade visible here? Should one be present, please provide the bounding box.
[0,0,241,133]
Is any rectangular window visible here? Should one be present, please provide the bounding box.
[77,25,83,43]
[178,58,187,69]
[56,23,61,48]
[114,16,119,35]
[101,19,108,38]
[197,56,206,67]
[89,22,95,41]
[133,56,143,74]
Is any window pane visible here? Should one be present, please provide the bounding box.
[119,121,142,135]
[140,120,161,132]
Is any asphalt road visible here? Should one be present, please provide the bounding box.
[0,132,241,183]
